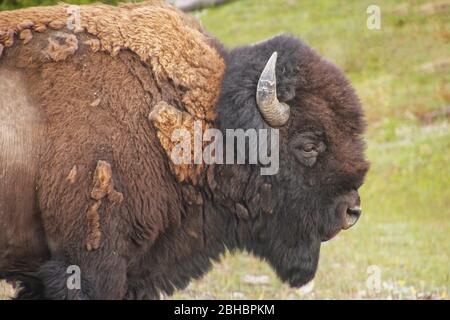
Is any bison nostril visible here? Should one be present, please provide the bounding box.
[347,206,361,218]
[343,206,361,230]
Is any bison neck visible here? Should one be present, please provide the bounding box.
[128,164,266,299]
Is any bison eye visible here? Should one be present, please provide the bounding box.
[291,143,319,167]
[302,143,316,154]
[289,133,325,167]
[299,143,319,164]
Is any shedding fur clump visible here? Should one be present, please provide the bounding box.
[19,29,33,44]
[66,165,78,184]
[86,161,123,251]
[90,160,123,204]
[43,32,78,62]
[86,201,102,252]
[149,101,208,184]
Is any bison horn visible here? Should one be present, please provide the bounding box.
[256,52,290,127]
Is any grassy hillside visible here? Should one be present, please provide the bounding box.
[1,0,449,299]
[175,0,450,299]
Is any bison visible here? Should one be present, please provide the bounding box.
[0,1,369,299]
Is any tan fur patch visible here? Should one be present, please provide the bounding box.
[86,200,102,251]
[149,101,209,185]
[43,32,78,62]
[19,28,33,44]
[89,98,101,107]
[66,165,78,184]
[91,160,124,204]
[86,160,123,251]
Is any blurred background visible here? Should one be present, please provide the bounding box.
[0,0,448,299]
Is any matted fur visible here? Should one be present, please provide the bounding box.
[0,1,226,299]
[0,1,225,182]
[0,2,368,300]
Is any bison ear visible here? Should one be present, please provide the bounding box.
[256,52,290,127]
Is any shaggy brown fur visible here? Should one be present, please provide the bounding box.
[0,1,225,298]
[0,1,225,183]
[0,2,368,300]
[0,68,49,275]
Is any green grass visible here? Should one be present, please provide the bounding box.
[173,0,450,300]
[1,0,449,300]
[172,122,450,299]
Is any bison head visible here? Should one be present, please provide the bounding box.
[215,35,369,287]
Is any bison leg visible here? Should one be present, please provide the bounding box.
[13,249,127,300]
[18,253,126,300]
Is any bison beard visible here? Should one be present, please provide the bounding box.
[0,3,368,299]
